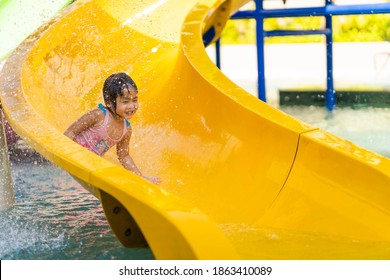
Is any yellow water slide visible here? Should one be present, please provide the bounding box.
[1,0,390,259]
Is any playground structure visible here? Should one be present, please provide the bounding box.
[218,0,390,110]
[1,0,390,259]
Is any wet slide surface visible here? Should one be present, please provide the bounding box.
[1,0,390,259]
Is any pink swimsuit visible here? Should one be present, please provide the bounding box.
[75,104,130,156]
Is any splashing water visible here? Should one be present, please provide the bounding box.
[0,161,154,260]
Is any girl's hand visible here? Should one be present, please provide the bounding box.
[143,176,162,185]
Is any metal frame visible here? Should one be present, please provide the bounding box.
[216,0,390,111]
[0,106,14,210]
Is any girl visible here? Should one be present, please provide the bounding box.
[64,72,161,184]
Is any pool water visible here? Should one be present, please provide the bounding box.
[280,105,390,158]
[0,160,154,260]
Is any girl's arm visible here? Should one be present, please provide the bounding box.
[117,128,142,176]
[117,128,161,184]
[64,109,102,140]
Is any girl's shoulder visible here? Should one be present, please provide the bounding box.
[89,107,105,118]
[81,107,105,125]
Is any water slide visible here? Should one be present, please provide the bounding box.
[1,0,390,259]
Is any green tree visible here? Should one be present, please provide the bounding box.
[220,14,390,44]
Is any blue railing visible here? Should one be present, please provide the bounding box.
[216,0,390,111]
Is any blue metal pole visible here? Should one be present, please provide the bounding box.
[255,0,266,102]
[215,38,221,69]
[326,3,390,15]
[325,0,335,111]
[232,3,390,19]
[232,7,325,19]
[265,29,331,37]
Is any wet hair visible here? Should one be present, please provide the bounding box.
[103,72,138,114]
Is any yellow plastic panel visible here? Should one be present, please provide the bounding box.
[256,130,390,259]
[89,165,239,259]
[2,0,390,260]
[260,130,390,237]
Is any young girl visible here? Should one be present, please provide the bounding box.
[64,72,161,184]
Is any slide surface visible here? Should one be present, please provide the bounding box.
[1,0,390,259]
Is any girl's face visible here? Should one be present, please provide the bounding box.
[114,86,139,120]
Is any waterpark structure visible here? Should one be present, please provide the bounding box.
[1,0,390,259]
[226,0,390,110]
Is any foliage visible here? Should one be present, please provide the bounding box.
[333,14,390,42]
[220,14,390,44]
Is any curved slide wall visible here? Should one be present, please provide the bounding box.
[1,0,390,259]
